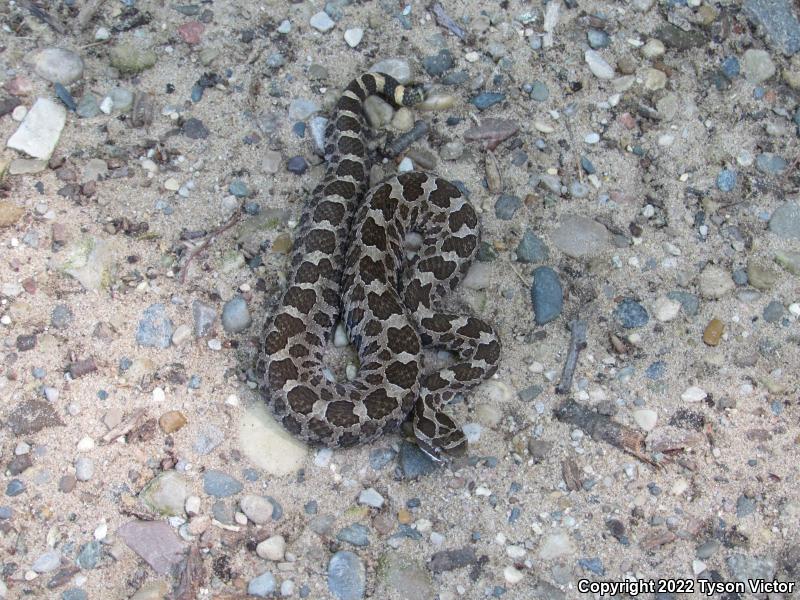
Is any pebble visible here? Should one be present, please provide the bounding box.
[287,156,308,174]
[633,409,658,431]
[516,230,550,263]
[551,216,611,258]
[585,50,615,79]
[727,554,776,583]
[423,50,455,77]
[538,532,576,560]
[681,386,707,403]
[51,304,73,329]
[495,194,522,220]
[399,441,437,478]
[763,300,785,323]
[336,523,370,546]
[530,267,563,325]
[613,299,649,328]
[587,29,611,49]
[256,535,286,561]
[194,425,224,454]
[310,11,335,32]
[241,495,275,524]
[769,202,800,239]
[248,571,277,597]
[775,250,800,274]
[504,565,524,584]
[110,43,157,74]
[139,471,189,516]
[703,319,724,345]
[529,81,550,102]
[698,265,734,299]
[756,153,787,174]
[118,520,186,575]
[77,541,101,569]
[328,551,365,600]
[716,169,736,192]
[369,447,396,470]
[221,296,251,333]
[370,58,411,84]
[238,403,307,476]
[358,488,384,508]
[202,470,243,497]
[344,28,363,48]
[62,589,88,600]
[288,99,319,121]
[136,304,174,348]
[364,96,394,128]
[652,296,681,322]
[641,38,665,59]
[470,92,506,110]
[6,98,67,160]
[32,550,61,573]
[75,457,94,481]
[31,48,84,85]
[722,56,740,78]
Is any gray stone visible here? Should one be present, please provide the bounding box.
[310,11,335,32]
[667,291,700,317]
[744,0,800,56]
[742,49,776,82]
[516,230,550,264]
[221,296,251,333]
[139,471,189,516]
[32,550,61,573]
[110,43,157,74]
[193,425,224,455]
[328,551,365,600]
[76,95,100,118]
[370,58,411,83]
[240,495,275,524]
[30,48,84,84]
[696,539,720,559]
[76,541,101,569]
[377,553,433,598]
[136,303,174,348]
[614,299,649,328]
[422,50,454,76]
[726,553,776,584]
[698,265,735,299]
[429,547,477,572]
[551,215,611,259]
[358,488,384,508]
[736,494,757,517]
[192,300,217,337]
[531,267,563,325]
[289,98,319,121]
[336,523,370,546]
[369,447,396,470]
[75,457,94,481]
[769,202,800,239]
[398,441,438,478]
[756,152,787,174]
[249,571,277,597]
[495,194,522,220]
[203,470,243,497]
[51,304,73,329]
[763,300,785,323]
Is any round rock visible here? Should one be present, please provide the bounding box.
[698,265,734,299]
[31,48,84,85]
[221,296,251,333]
[240,495,274,524]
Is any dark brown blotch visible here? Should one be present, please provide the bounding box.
[360,216,387,251]
[385,360,419,389]
[364,388,397,420]
[387,325,420,354]
[268,358,298,388]
[284,286,317,313]
[287,385,317,414]
[305,229,337,254]
[325,400,360,427]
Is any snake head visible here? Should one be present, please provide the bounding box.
[401,85,425,107]
[415,433,467,463]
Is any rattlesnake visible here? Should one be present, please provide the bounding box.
[257,72,500,459]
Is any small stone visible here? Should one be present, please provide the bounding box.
[358,488,384,508]
[703,319,725,346]
[192,300,217,337]
[699,265,734,299]
[77,541,102,569]
[551,216,611,259]
[495,194,522,220]
[249,571,277,597]
[287,156,308,174]
[399,441,438,478]
[743,0,800,56]
[652,297,681,322]
[587,29,611,49]
[681,386,707,403]
[337,524,370,547]
[429,547,477,572]
[504,565,524,584]
[203,470,243,497]
[221,296,251,333]
[328,551,365,600]
[75,458,94,481]
[585,50,615,79]
[136,304,174,348]
[240,495,275,524]
[756,153,787,174]
[370,58,411,84]
[516,230,550,264]
[182,117,209,139]
[262,151,282,174]
[30,48,84,85]
[257,535,286,561]
[470,92,505,110]
[6,97,66,160]
[344,28,363,47]
[633,409,658,431]
[716,169,737,192]
[742,49,776,83]
[641,38,665,58]
[110,43,157,75]
[769,202,800,239]
[614,299,649,328]
[423,50,455,77]
[139,471,189,516]
[177,21,205,44]
[530,267,562,325]
[363,96,394,128]
[118,520,187,575]
[32,550,61,573]
[171,324,191,346]
[763,300,785,323]
[310,11,335,32]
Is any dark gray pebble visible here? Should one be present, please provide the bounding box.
[136,303,174,348]
[287,156,308,174]
[470,92,505,110]
[336,523,370,547]
[422,49,455,76]
[763,300,784,323]
[531,267,563,325]
[398,442,438,478]
[203,470,243,497]
[182,117,210,139]
[494,194,522,220]
[614,299,649,328]
[516,230,549,264]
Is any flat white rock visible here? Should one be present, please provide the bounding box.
[238,402,307,476]
[344,28,363,48]
[310,11,335,32]
[7,98,66,160]
[584,50,615,79]
[681,386,707,403]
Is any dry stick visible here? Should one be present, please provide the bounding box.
[16,0,65,34]
[178,208,243,284]
[562,117,585,185]
[555,319,587,394]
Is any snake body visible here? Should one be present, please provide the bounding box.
[258,73,500,458]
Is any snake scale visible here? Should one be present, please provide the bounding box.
[257,72,500,459]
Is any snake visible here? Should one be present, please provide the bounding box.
[257,72,500,460]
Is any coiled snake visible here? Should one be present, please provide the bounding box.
[257,72,500,459]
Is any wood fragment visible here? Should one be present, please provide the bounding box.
[554,399,659,467]
[171,544,205,600]
[555,319,587,394]
[561,458,582,491]
[17,0,66,34]
[429,2,467,41]
[485,151,501,193]
[385,120,429,157]
[100,408,147,444]
[178,208,243,283]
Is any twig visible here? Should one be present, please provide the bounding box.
[178,208,243,284]
[79,39,110,50]
[171,544,205,600]
[508,263,528,287]
[429,2,467,42]
[16,0,65,34]
[555,319,587,394]
[554,398,659,467]
[76,0,106,31]
[101,408,147,444]
[385,120,429,157]
[562,117,585,185]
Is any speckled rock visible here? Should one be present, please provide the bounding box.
[328,551,366,600]
[698,265,735,299]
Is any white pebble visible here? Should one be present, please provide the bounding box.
[256,535,286,561]
[671,478,689,495]
[633,409,658,431]
[653,297,681,322]
[94,27,110,41]
[358,487,385,508]
[153,387,166,402]
[585,49,615,79]
[309,11,335,32]
[504,565,524,584]
[12,105,28,121]
[15,442,30,455]
[99,96,113,114]
[94,521,107,540]
[462,423,481,443]
[430,532,445,546]
[185,495,201,516]
[314,448,333,467]
[344,28,363,48]
[75,457,94,481]
[76,436,95,452]
[584,132,600,144]
[333,322,349,347]
[281,580,295,597]
[345,364,357,381]
[397,157,414,173]
[681,386,707,403]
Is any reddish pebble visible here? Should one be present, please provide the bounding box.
[618,112,637,129]
[22,277,36,294]
[5,76,33,97]
[177,21,205,44]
